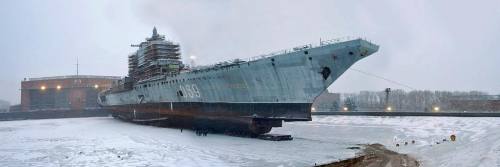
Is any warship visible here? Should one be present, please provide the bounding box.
[98,28,379,135]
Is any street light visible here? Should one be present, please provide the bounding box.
[40,86,46,90]
[189,55,197,67]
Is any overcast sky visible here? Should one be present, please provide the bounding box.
[1,0,499,104]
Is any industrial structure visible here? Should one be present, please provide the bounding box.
[21,75,120,112]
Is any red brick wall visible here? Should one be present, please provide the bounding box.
[20,77,117,111]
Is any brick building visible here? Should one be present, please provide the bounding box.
[312,92,341,111]
[20,75,120,112]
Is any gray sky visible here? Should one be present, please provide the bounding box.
[1,0,499,104]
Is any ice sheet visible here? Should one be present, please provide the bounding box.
[0,116,499,167]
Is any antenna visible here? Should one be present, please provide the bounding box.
[76,56,79,76]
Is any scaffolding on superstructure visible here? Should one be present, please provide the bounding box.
[128,27,183,82]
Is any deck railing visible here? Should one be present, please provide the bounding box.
[189,37,376,72]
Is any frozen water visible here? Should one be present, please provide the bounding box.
[301,116,500,167]
[0,116,499,167]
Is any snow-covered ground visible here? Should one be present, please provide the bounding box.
[0,116,499,167]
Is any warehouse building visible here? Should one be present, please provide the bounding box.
[20,75,120,112]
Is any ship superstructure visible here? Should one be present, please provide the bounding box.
[128,27,182,81]
[99,28,379,135]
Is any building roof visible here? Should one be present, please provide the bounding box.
[27,75,121,81]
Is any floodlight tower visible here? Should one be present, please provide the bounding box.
[385,88,391,111]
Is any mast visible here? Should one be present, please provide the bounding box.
[76,56,79,76]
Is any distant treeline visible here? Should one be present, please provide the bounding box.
[315,90,499,112]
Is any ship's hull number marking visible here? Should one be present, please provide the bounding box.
[180,84,201,98]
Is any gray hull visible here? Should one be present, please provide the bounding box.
[100,38,378,134]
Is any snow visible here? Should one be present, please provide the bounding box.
[0,116,499,167]
[306,116,500,167]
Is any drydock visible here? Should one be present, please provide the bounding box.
[98,28,379,135]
